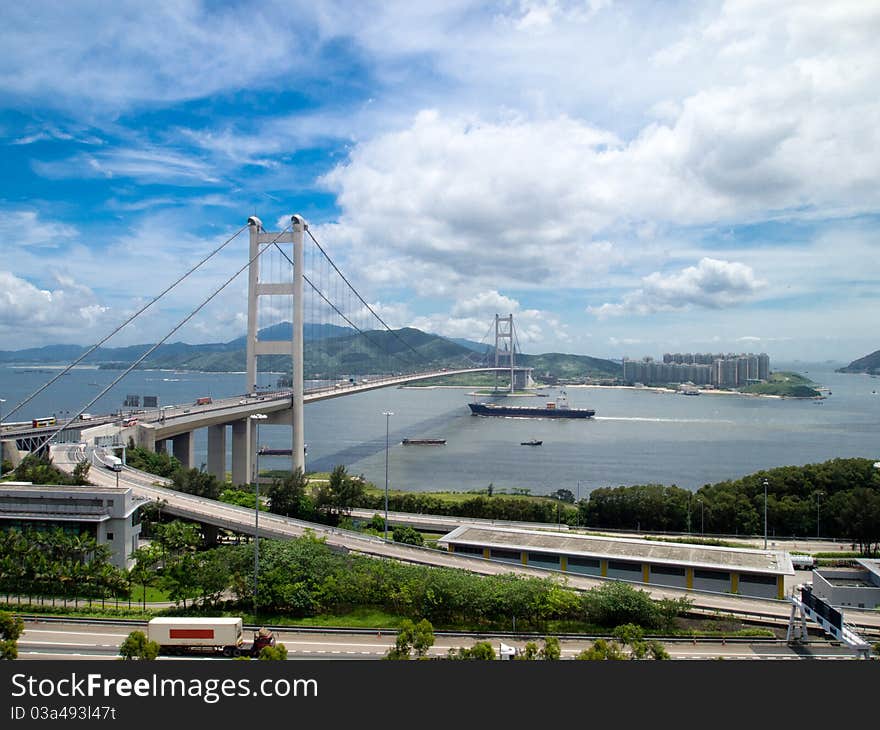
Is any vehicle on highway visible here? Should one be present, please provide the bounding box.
[104,455,123,472]
[121,417,138,427]
[32,417,57,428]
[146,617,275,657]
[195,397,213,406]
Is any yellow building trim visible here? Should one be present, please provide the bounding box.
[601,559,608,577]
[730,573,739,594]
[560,556,567,572]
[483,547,490,559]
[521,551,528,566]
[642,564,650,583]
[777,576,785,600]
[448,544,454,553]
[686,567,694,589]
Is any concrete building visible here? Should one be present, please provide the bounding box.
[0,483,147,569]
[624,352,770,388]
[439,525,794,600]
[810,560,880,609]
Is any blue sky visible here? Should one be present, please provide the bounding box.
[1,0,878,362]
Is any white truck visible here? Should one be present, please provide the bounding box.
[146,617,275,657]
[103,454,123,472]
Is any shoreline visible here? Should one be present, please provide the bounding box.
[402,383,820,400]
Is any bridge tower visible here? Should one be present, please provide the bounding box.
[245,215,306,476]
[494,314,516,393]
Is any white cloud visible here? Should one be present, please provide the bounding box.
[34,148,221,185]
[588,258,765,318]
[0,271,109,342]
[451,290,519,318]
[0,210,78,249]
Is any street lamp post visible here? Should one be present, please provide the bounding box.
[576,480,580,528]
[698,498,704,535]
[816,491,824,539]
[382,411,393,540]
[250,413,268,615]
[762,478,769,550]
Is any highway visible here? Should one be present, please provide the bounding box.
[52,444,880,636]
[15,620,859,661]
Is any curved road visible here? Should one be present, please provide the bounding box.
[53,445,880,635]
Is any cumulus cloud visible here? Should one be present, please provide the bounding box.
[0,271,109,342]
[451,290,519,317]
[588,258,765,318]
[410,288,567,351]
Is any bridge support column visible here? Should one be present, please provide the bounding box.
[172,432,195,470]
[231,419,252,488]
[207,425,227,483]
[291,215,306,474]
[155,439,167,455]
[1,440,22,469]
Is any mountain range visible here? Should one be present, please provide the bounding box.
[0,323,621,380]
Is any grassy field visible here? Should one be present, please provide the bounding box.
[359,484,564,505]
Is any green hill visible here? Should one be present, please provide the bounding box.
[739,371,821,398]
[1,323,622,382]
[837,349,880,374]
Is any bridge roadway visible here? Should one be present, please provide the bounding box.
[1,366,509,446]
[53,445,880,635]
[131,366,508,440]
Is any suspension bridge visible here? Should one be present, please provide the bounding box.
[1,214,532,483]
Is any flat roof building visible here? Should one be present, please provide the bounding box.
[810,560,880,610]
[0,483,147,569]
[439,525,794,600]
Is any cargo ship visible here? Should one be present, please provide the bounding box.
[468,392,595,419]
[258,445,308,455]
[401,438,447,445]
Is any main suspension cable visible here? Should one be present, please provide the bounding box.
[32,225,289,455]
[5,223,249,422]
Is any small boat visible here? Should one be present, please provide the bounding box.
[401,438,446,445]
[520,439,543,446]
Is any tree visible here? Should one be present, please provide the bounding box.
[172,468,221,500]
[575,639,625,661]
[13,454,76,486]
[539,635,561,660]
[392,525,425,546]
[129,545,161,610]
[411,619,435,658]
[386,618,433,659]
[266,467,311,518]
[161,553,200,609]
[582,581,665,629]
[317,465,365,517]
[612,623,645,647]
[0,611,24,660]
[119,630,160,660]
[550,489,575,504]
[258,643,288,660]
[72,459,91,485]
[518,641,539,660]
[448,641,496,660]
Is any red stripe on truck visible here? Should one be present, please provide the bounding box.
[169,629,215,639]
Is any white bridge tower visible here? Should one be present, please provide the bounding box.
[246,215,306,474]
